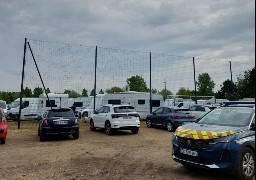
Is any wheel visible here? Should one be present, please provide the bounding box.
[0,138,5,144]
[166,122,173,132]
[90,119,96,131]
[146,119,152,128]
[39,130,46,142]
[131,128,139,134]
[73,131,79,139]
[236,147,255,180]
[105,122,113,135]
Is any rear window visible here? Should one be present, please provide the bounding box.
[0,102,6,109]
[47,109,74,117]
[114,106,136,113]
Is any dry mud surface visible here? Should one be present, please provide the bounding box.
[1,120,236,180]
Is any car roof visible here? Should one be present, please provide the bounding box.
[222,101,255,108]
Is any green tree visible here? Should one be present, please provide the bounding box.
[197,73,215,96]
[176,87,192,96]
[237,67,255,98]
[159,89,173,100]
[45,88,51,94]
[82,88,88,97]
[125,75,148,92]
[99,89,104,94]
[64,90,80,98]
[106,86,124,93]
[33,87,43,97]
[216,80,240,100]
[151,88,158,94]
[23,87,33,97]
[90,89,96,96]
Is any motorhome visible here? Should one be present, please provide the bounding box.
[8,93,69,120]
[79,92,164,119]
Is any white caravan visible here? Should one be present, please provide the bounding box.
[8,93,69,120]
[79,92,164,119]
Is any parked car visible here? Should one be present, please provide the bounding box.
[172,101,255,180]
[146,106,196,132]
[188,104,211,119]
[38,108,79,141]
[89,104,140,135]
[0,108,7,144]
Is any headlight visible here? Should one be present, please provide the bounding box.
[209,135,234,144]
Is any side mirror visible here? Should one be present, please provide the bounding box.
[37,115,42,121]
[152,112,156,115]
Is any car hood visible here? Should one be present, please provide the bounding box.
[175,123,247,140]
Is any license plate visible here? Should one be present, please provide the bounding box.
[180,148,198,157]
[56,121,68,125]
[123,116,132,119]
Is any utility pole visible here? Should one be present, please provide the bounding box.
[163,79,167,100]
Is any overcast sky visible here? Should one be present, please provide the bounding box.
[0,0,255,93]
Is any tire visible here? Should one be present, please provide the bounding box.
[39,130,46,142]
[73,131,79,139]
[105,122,113,135]
[236,147,255,180]
[90,119,96,131]
[0,138,6,144]
[131,128,139,134]
[146,119,152,128]
[166,121,173,132]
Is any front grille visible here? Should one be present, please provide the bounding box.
[177,137,209,149]
[175,152,213,165]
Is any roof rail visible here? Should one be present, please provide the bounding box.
[222,101,255,106]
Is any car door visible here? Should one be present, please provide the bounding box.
[159,107,172,126]
[99,106,110,127]
[93,106,104,127]
[151,107,164,125]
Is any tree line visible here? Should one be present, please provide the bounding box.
[0,67,254,104]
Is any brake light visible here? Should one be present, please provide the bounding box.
[43,120,48,126]
[171,114,180,119]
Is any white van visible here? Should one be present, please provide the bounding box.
[0,100,7,116]
[8,93,69,120]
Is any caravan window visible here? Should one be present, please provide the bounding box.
[152,100,160,107]
[108,99,121,105]
[73,102,83,107]
[46,100,57,107]
[138,100,145,105]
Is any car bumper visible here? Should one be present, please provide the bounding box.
[172,137,238,170]
[41,125,79,135]
[111,120,140,130]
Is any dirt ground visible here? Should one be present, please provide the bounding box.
[1,120,236,180]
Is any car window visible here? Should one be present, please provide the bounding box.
[196,106,205,111]
[47,110,74,117]
[162,108,171,114]
[0,102,6,109]
[97,107,104,113]
[189,106,196,111]
[198,107,254,127]
[103,106,110,113]
[154,107,164,114]
[114,106,136,113]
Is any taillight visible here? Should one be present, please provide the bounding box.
[75,119,78,124]
[43,120,48,126]
[171,114,180,119]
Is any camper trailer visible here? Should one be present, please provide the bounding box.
[79,92,164,119]
[8,93,69,120]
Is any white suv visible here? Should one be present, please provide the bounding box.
[89,104,140,135]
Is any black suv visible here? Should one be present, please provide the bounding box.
[38,108,79,141]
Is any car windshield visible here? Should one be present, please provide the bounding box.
[198,107,254,127]
[0,102,6,109]
[114,106,136,113]
[48,110,74,117]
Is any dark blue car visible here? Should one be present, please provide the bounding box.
[172,101,255,180]
[146,106,196,132]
